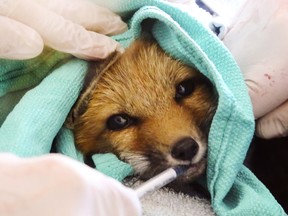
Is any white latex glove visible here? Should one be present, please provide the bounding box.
[0,0,127,60]
[0,153,141,216]
[223,0,288,139]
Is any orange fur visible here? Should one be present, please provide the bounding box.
[73,39,217,181]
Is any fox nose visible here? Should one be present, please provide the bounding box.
[171,137,199,161]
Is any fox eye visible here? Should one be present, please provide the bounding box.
[175,78,195,100]
[107,114,133,131]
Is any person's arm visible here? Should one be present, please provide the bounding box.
[222,0,288,138]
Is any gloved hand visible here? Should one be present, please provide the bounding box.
[222,0,288,139]
[0,0,127,60]
[0,153,141,216]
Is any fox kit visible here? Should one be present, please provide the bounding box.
[70,38,218,182]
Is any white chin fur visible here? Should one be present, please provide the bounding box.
[119,152,150,175]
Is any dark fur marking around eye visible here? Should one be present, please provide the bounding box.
[107,114,137,131]
[175,78,195,101]
[175,76,214,102]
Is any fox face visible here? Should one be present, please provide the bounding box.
[72,38,218,182]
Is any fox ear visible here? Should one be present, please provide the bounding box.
[65,51,121,129]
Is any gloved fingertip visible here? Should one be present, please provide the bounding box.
[21,36,44,59]
[116,44,125,54]
[256,116,288,139]
[12,42,44,60]
[255,121,272,139]
[109,17,128,35]
[0,17,44,60]
[72,37,122,61]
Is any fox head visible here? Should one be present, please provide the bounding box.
[69,38,218,181]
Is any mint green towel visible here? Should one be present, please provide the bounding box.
[0,0,285,215]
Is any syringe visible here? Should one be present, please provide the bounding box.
[134,166,189,198]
